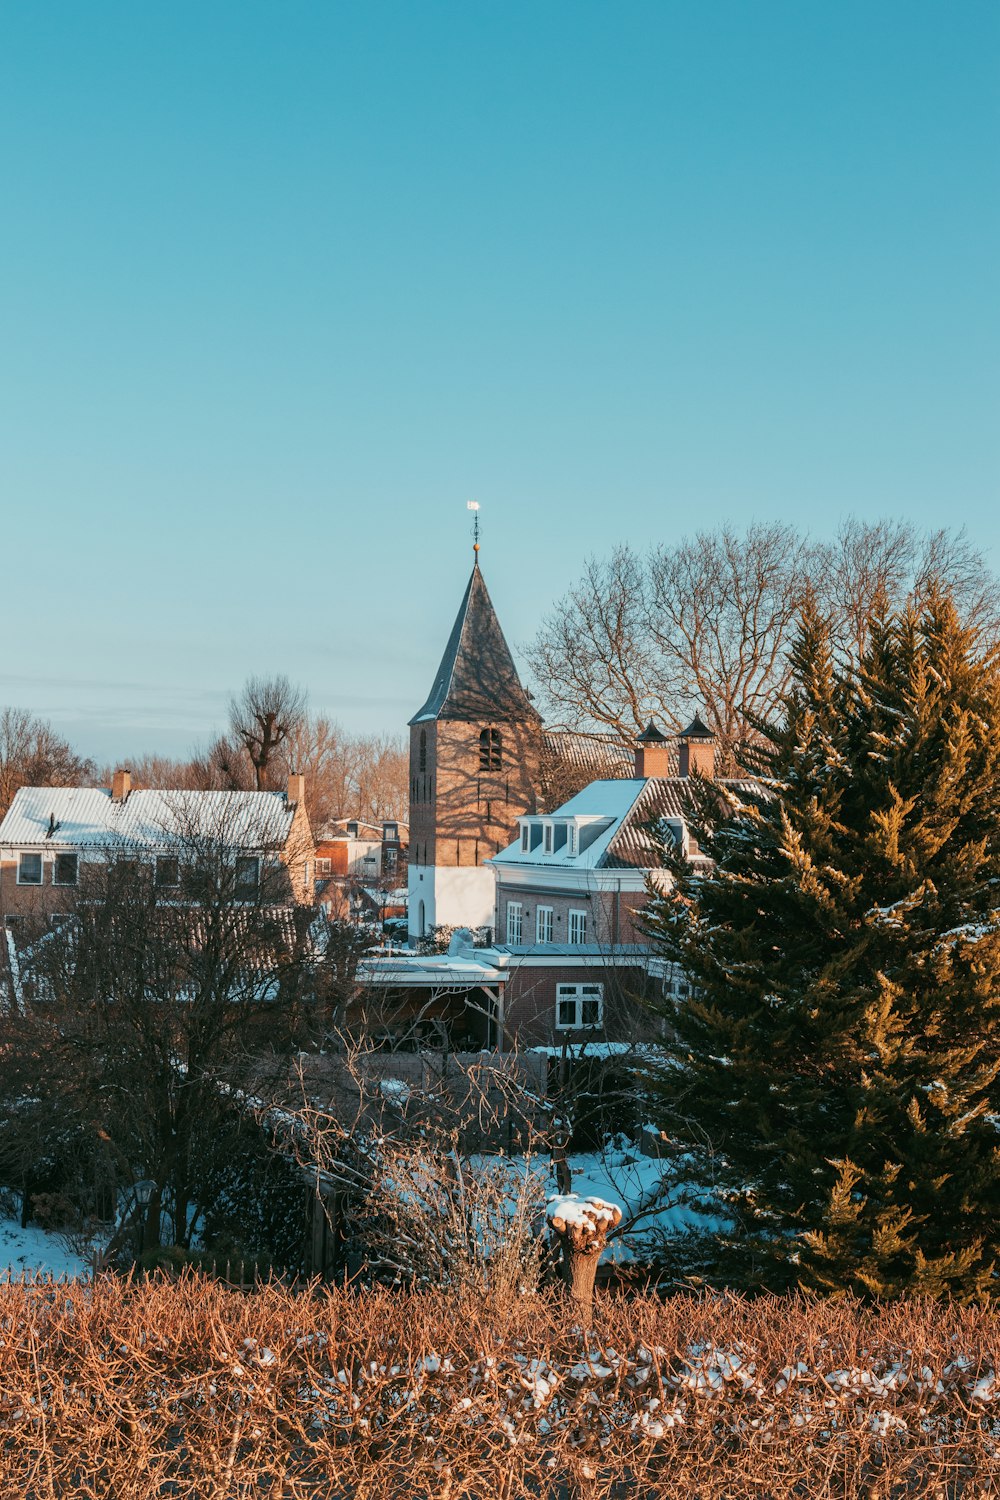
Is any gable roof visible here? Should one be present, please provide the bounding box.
[0,786,297,851]
[492,775,762,874]
[410,562,541,725]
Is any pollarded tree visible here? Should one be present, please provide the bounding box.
[229,675,307,791]
[644,588,1000,1297]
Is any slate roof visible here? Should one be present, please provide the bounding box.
[410,562,541,725]
[0,786,296,851]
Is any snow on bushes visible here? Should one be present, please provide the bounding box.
[0,1275,997,1496]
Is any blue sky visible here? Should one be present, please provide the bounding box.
[1,2,997,762]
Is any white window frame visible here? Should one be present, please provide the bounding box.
[53,852,79,887]
[543,823,553,854]
[316,857,331,876]
[567,825,577,856]
[536,905,553,943]
[520,824,529,852]
[556,983,604,1030]
[506,900,523,945]
[567,908,588,945]
[17,852,43,886]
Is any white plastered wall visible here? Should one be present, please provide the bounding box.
[408,864,496,941]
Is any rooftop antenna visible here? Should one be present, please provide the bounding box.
[467,500,480,562]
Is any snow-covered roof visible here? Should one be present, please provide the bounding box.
[491,780,647,871]
[358,948,509,989]
[0,786,296,851]
[492,775,761,874]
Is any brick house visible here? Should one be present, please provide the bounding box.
[363,714,750,1052]
[314,818,408,884]
[487,716,748,1046]
[0,769,315,926]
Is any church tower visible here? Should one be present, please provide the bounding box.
[407,554,541,940]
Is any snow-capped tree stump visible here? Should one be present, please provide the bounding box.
[546,1195,623,1319]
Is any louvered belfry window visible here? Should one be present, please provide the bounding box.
[479,728,502,770]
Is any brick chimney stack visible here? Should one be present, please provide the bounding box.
[286,772,306,807]
[111,768,131,803]
[677,715,717,778]
[633,722,671,779]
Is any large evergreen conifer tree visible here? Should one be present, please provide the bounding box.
[645,589,1000,1296]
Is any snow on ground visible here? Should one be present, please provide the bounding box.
[476,1138,726,1263]
[565,1142,725,1259]
[0,1141,719,1279]
[0,1213,89,1279]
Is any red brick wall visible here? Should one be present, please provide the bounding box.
[503,960,648,1048]
[409,720,540,870]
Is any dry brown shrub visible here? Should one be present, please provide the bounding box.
[0,1273,997,1497]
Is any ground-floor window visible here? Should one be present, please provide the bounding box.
[556,983,604,1030]
[661,962,696,1000]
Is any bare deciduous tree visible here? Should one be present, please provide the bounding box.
[4,796,317,1254]
[646,523,808,766]
[0,707,94,815]
[812,519,1000,661]
[349,732,409,825]
[228,675,307,791]
[527,520,1000,773]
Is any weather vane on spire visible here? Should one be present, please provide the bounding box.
[467,500,480,560]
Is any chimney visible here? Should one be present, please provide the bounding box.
[111,768,131,803]
[677,714,717,778]
[287,772,306,807]
[633,721,671,778]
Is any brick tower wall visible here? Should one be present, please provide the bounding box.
[409,719,541,869]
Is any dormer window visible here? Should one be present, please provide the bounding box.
[663,820,686,854]
[346,821,359,839]
[479,728,502,770]
[520,824,529,852]
[543,824,553,854]
[567,826,577,856]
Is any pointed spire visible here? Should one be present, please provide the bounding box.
[410,563,541,725]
